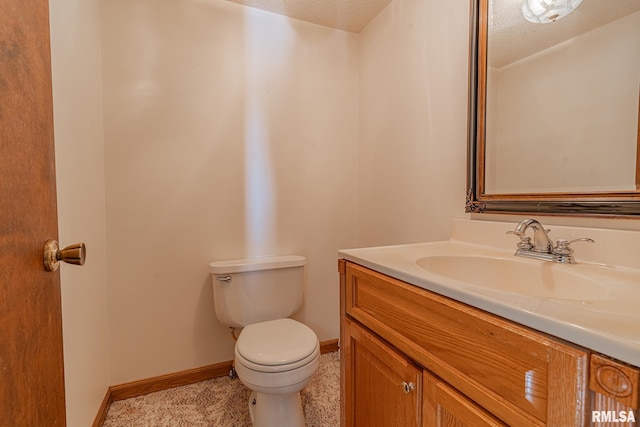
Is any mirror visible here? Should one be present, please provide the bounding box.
[467,0,640,216]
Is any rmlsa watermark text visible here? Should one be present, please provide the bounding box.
[591,410,636,423]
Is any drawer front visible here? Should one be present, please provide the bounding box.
[344,262,588,427]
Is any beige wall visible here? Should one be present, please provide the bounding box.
[101,0,359,384]
[49,0,110,425]
[53,0,474,415]
[357,0,471,247]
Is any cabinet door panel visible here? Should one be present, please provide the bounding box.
[424,371,507,427]
[343,318,422,427]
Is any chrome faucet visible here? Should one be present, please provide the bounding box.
[507,219,594,264]
[512,219,553,253]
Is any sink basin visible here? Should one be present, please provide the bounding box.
[415,255,608,302]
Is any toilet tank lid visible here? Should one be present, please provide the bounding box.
[209,255,306,274]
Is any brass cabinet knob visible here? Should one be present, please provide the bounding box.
[402,381,415,394]
[44,240,86,272]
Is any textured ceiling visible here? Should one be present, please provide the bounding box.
[490,0,640,68]
[223,0,393,33]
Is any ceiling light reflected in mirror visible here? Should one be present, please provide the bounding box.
[522,0,583,24]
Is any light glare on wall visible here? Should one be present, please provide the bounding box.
[522,0,583,24]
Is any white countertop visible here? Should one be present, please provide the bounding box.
[339,220,640,367]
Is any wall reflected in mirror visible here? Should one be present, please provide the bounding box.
[483,0,640,195]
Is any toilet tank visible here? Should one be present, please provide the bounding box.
[210,255,306,328]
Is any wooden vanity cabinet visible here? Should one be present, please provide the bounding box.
[339,260,590,427]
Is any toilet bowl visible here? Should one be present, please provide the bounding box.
[234,319,320,427]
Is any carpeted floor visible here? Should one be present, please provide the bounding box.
[103,351,340,427]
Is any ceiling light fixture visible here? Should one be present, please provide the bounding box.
[522,0,583,24]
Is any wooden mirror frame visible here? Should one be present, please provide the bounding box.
[466,0,640,217]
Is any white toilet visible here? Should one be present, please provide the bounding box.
[210,255,320,427]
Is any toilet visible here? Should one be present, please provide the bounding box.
[210,255,320,427]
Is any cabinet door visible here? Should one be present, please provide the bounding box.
[343,318,422,427]
[423,371,507,427]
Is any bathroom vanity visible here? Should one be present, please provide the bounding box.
[338,220,640,426]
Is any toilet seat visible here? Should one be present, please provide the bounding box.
[236,318,319,373]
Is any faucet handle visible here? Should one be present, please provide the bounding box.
[554,238,595,255]
[507,231,533,250]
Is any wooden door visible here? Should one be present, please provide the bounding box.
[343,318,422,427]
[0,0,66,425]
